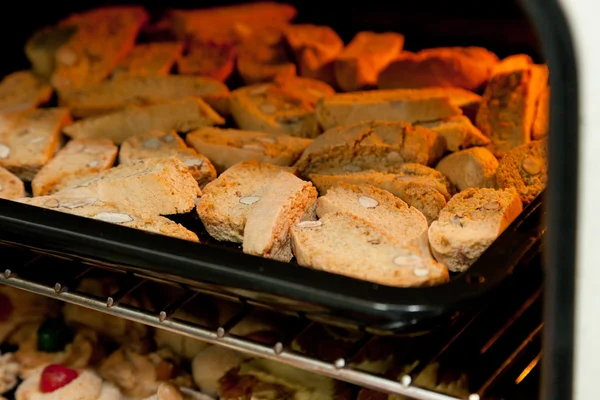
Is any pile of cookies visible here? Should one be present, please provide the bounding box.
[0,2,549,287]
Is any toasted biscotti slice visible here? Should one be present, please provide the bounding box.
[315,87,481,130]
[291,212,449,287]
[243,171,318,261]
[54,157,200,215]
[532,85,550,140]
[32,138,118,196]
[0,71,53,114]
[417,115,490,152]
[284,24,344,86]
[15,196,198,242]
[63,98,224,145]
[0,108,72,181]
[428,187,523,272]
[495,140,548,205]
[25,25,78,79]
[334,32,404,92]
[0,167,25,200]
[230,77,335,138]
[119,130,217,187]
[111,42,184,80]
[475,55,549,157]
[51,6,150,92]
[185,127,311,173]
[178,41,237,82]
[58,75,230,118]
[295,121,446,176]
[378,47,500,91]
[317,183,430,256]
[435,147,499,191]
[196,160,285,242]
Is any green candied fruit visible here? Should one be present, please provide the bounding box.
[36,318,75,353]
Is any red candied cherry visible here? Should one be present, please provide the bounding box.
[40,364,79,393]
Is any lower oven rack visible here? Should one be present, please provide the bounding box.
[0,245,542,400]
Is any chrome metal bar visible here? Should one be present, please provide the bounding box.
[106,275,145,308]
[158,290,198,322]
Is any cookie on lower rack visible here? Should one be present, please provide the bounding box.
[0,166,25,200]
[0,71,53,114]
[0,353,19,397]
[144,382,213,400]
[435,147,499,191]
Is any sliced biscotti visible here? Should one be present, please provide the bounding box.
[25,25,78,79]
[197,160,285,242]
[532,85,550,140]
[63,97,224,145]
[496,140,548,205]
[335,32,404,92]
[428,187,523,272]
[55,157,200,215]
[185,127,311,173]
[378,47,499,91]
[0,108,72,181]
[230,76,335,138]
[295,121,446,176]
[0,71,53,114]
[435,147,499,191]
[111,42,184,80]
[291,212,449,287]
[243,171,318,261]
[178,41,237,82]
[16,196,198,242]
[317,183,430,256]
[32,138,118,196]
[0,167,25,200]
[58,75,230,118]
[417,115,490,152]
[315,87,481,131]
[475,55,549,157]
[119,130,216,187]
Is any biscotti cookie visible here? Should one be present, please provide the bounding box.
[475,54,549,157]
[0,108,72,181]
[119,130,217,187]
[284,24,344,86]
[16,196,199,242]
[178,41,236,82]
[25,25,78,79]
[63,97,224,145]
[59,75,230,118]
[51,6,150,92]
[495,139,548,205]
[0,71,53,114]
[291,212,449,287]
[0,167,25,200]
[334,31,404,92]
[317,183,431,256]
[378,47,499,91]
[32,138,118,196]
[532,85,550,140]
[53,157,200,215]
[315,87,481,131]
[435,147,499,191]
[111,42,184,80]
[295,121,446,176]
[243,171,318,262]
[417,115,490,152]
[230,77,335,138]
[196,160,285,242]
[428,187,523,272]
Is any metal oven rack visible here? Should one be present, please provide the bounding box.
[0,243,543,400]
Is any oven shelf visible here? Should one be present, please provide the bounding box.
[0,244,542,400]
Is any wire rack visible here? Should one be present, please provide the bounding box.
[0,243,542,400]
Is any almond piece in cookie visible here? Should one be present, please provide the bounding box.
[243,171,318,262]
[0,167,25,200]
[178,41,237,82]
[63,98,224,145]
[435,147,499,191]
[417,115,490,152]
[495,139,548,205]
[291,212,449,287]
[32,138,118,196]
[186,127,311,173]
[335,32,404,92]
[378,47,499,91]
[285,24,344,86]
[25,25,78,79]
[532,85,550,140]
[111,42,184,80]
[0,71,53,114]
[120,130,216,187]
[428,187,523,272]
[0,108,72,181]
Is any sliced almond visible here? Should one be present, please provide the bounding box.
[93,212,134,224]
[43,198,59,208]
[386,151,402,162]
[241,143,265,152]
[483,201,501,210]
[521,157,541,175]
[250,85,269,95]
[0,144,10,159]
[60,198,97,209]
[358,196,378,209]
[259,102,277,114]
[184,158,204,167]
[297,220,323,229]
[143,138,162,149]
[239,196,260,205]
[57,47,78,66]
[162,134,176,143]
[87,160,100,168]
[412,267,430,277]
[393,254,422,267]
